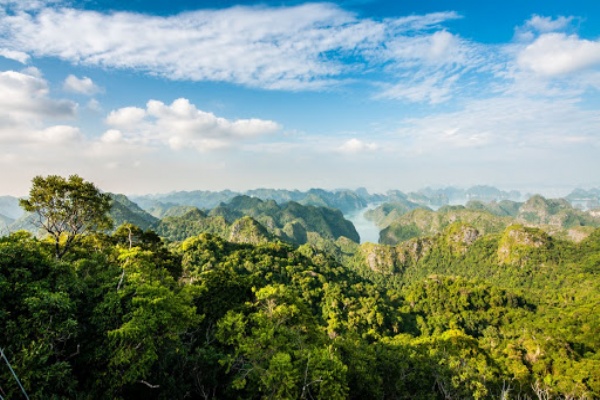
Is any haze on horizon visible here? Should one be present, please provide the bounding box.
[1,0,599,197]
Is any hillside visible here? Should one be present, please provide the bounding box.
[0,195,23,220]
[0,213,13,235]
[565,188,600,210]
[465,199,522,217]
[156,195,360,245]
[109,193,159,230]
[133,187,379,215]
[363,198,426,228]
[2,218,599,399]
[377,206,512,245]
[3,176,600,399]
[370,195,600,245]
[2,191,359,247]
[131,189,239,217]
[411,185,522,207]
[131,185,526,217]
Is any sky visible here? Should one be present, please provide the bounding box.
[1,0,600,196]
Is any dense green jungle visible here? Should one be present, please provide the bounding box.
[1,177,599,399]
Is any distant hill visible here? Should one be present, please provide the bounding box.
[411,185,522,208]
[108,193,158,230]
[564,188,600,210]
[515,195,600,241]
[465,199,522,217]
[369,194,600,245]
[155,208,229,241]
[132,187,376,214]
[351,222,574,280]
[378,206,511,245]
[127,185,529,218]
[0,195,24,220]
[155,195,359,244]
[159,205,204,218]
[364,199,427,228]
[0,213,13,235]
[131,190,239,216]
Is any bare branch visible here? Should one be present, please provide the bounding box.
[138,380,160,389]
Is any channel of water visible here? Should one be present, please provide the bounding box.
[344,204,381,244]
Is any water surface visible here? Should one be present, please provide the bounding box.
[345,204,381,244]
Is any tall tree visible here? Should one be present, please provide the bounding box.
[19,174,113,258]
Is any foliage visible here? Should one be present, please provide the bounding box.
[108,194,158,231]
[19,175,113,258]
[156,195,359,245]
[374,194,600,246]
[3,179,600,399]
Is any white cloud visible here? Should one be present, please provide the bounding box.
[0,69,76,139]
[0,4,467,93]
[380,71,459,104]
[100,129,123,144]
[63,74,100,95]
[86,98,102,112]
[36,124,82,143]
[525,15,573,33]
[390,12,462,32]
[106,98,281,151]
[0,68,84,159]
[20,66,42,78]
[513,15,575,42]
[0,0,63,11]
[0,70,75,118]
[0,47,29,63]
[398,95,600,152]
[105,106,146,130]
[377,28,486,104]
[384,30,470,67]
[338,138,378,154]
[517,33,600,76]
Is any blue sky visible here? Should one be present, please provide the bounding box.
[1,0,600,196]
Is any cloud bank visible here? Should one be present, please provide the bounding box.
[63,75,100,95]
[0,4,599,195]
[0,3,466,95]
[105,98,281,151]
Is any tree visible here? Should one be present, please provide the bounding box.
[0,232,80,398]
[19,174,113,259]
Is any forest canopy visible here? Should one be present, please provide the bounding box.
[1,176,599,399]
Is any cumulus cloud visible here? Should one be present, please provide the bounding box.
[106,98,281,151]
[0,68,86,179]
[63,75,100,95]
[36,124,82,143]
[86,98,102,112]
[0,70,80,151]
[513,15,575,42]
[517,33,600,76]
[0,48,29,63]
[105,106,146,130]
[338,138,378,154]
[100,129,123,144]
[0,3,469,94]
[525,15,574,33]
[0,69,76,130]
